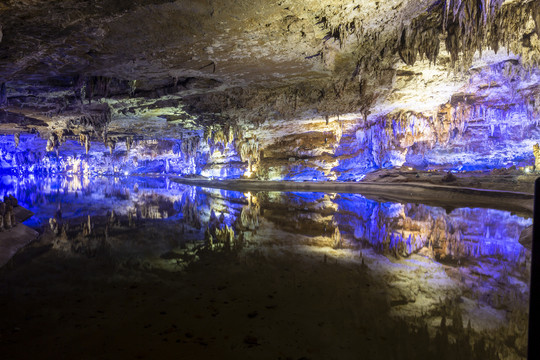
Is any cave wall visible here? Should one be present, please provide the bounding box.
[1,0,540,180]
[1,55,539,179]
[189,56,540,180]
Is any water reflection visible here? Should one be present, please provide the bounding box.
[1,173,531,263]
[0,174,532,358]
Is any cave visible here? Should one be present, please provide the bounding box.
[0,1,538,359]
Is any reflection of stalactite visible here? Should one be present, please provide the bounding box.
[215,225,235,248]
[346,200,529,261]
[49,217,59,235]
[181,192,201,228]
[46,129,68,153]
[205,227,214,248]
[206,208,235,250]
[240,196,260,230]
[83,215,92,236]
[107,210,117,227]
[332,226,342,249]
[50,215,112,258]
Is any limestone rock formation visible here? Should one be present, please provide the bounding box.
[0,1,539,180]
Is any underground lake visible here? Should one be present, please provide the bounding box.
[0,172,533,359]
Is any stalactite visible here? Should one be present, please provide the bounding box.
[237,137,261,173]
[126,136,133,153]
[46,133,59,152]
[0,82,6,107]
[70,104,112,132]
[398,12,441,66]
[85,76,113,102]
[106,138,116,155]
[180,136,201,160]
[129,80,137,97]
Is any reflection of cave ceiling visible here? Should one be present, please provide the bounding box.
[1,1,540,179]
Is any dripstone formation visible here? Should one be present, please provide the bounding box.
[0,194,18,231]
[0,1,539,180]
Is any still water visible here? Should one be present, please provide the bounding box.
[0,174,532,359]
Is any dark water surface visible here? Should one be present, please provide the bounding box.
[0,174,532,359]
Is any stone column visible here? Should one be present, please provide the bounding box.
[534,143,540,171]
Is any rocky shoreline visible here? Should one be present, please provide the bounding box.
[170,171,536,215]
[0,195,38,267]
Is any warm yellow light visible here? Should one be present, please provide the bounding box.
[244,164,257,178]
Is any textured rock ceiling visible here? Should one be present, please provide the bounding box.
[1,0,540,180]
[0,0,435,86]
[1,0,537,119]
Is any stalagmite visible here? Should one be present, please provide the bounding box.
[85,136,90,154]
[3,210,10,229]
[533,143,540,170]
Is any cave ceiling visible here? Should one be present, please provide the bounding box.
[0,0,539,142]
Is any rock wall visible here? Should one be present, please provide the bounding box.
[1,53,539,180]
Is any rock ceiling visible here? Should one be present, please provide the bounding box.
[0,0,540,179]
